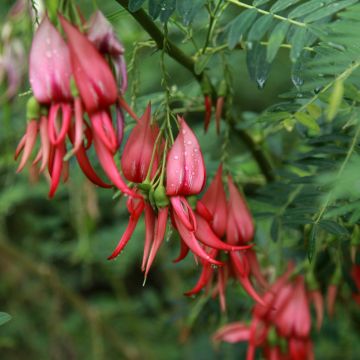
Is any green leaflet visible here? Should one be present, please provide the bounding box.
[295,112,320,133]
[246,42,271,89]
[326,79,344,121]
[304,0,358,23]
[228,9,258,49]
[159,0,176,23]
[177,0,205,25]
[288,0,335,19]
[308,224,318,262]
[0,312,11,326]
[247,14,274,42]
[270,0,301,13]
[290,27,308,62]
[267,22,290,62]
[128,0,146,12]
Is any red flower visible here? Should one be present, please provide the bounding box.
[200,165,227,238]
[227,175,254,244]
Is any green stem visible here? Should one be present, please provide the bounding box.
[115,0,274,182]
[227,0,307,28]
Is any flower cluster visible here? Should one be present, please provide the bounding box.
[15,12,134,198]
[214,265,323,360]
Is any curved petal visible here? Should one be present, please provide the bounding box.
[166,117,205,196]
[59,15,117,113]
[29,16,72,103]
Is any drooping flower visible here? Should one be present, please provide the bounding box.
[121,104,159,183]
[185,168,264,308]
[199,165,227,238]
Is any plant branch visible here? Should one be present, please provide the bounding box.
[115,0,201,80]
[115,0,274,182]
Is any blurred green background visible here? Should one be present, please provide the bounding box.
[1,0,360,359]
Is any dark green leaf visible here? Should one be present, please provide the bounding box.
[253,0,270,6]
[228,9,258,49]
[0,312,11,326]
[148,0,161,19]
[304,0,358,23]
[290,27,308,62]
[288,0,334,18]
[308,224,317,262]
[247,14,274,42]
[267,22,290,62]
[270,217,281,241]
[159,0,176,23]
[128,0,146,12]
[270,0,301,13]
[246,42,272,89]
[177,0,205,25]
[319,220,349,235]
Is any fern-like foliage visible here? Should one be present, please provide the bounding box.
[250,3,360,259]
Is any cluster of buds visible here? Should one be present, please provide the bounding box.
[107,113,261,288]
[15,12,134,198]
[214,265,322,360]
[15,10,262,298]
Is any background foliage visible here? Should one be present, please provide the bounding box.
[1,0,360,359]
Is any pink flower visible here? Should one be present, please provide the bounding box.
[59,15,117,113]
[275,276,311,338]
[166,116,205,196]
[87,11,127,93]
[121,104,159,183]
[29,17,72,103]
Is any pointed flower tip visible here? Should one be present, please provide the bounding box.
[60,14,117,112]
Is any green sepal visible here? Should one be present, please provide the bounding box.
[218,80,227,97]
[154,185,169,208]
[70,77,79,98]
[201,75,212,95]
[305,271,319,291]
[267,326,278,347]
[26,96,41,121]
[330,266,342,286]
[187,195,197,209]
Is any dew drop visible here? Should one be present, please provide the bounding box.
[187,141,192,145]
[174,155,179,160]
[46,50,52,58]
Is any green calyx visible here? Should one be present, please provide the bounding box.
[26,96,41,121]
[306,271,319,291]
[70,77,79,98]
[201,75,212,95]
[330,266,342,285]
[187,195,197,209]
[218,80,227,97]
[153,185,169,208]
[267,327,278,347]
[351,225,360,246]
